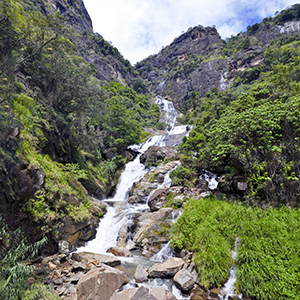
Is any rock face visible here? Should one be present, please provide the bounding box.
[148,257,185,278]
[77,264,129,300]
[36,0,138,84]
[173,268,195,292]
[137,11,300,109]
[136,25,225,107]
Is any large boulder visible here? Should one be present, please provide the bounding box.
[73,252,121,267]
[148,188,168,211]
[173,269,195,292]
[134,265,148,283]
[148,257,184,278]
[77,263,129,300]
[149,287,177,300]
[133,265,148,283]
[108,246,132,257]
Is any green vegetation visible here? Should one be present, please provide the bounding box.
[0,218,58,300]
[172,195,300,299]
[0,0,160,238]
[179,38,300,206]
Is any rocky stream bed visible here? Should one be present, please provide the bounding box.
[32,98,245,300]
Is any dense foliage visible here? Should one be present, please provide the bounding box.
[178,36,300,206]
[0,0,160,236]
[172,195,300,299]
[0,218,58,300]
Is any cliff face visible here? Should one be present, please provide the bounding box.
[32,0,138,83]
[136,5,300,109]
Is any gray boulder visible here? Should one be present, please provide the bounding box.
[77,263,129,300]
[173,268,195,292]
[148,257,184,278]
[149,287,177,300]
[134,265,148,283]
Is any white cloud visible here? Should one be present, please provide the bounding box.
[82,0,299,64]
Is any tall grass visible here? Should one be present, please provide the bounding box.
[171,195,300,299]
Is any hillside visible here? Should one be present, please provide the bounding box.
[137,5,300,108]
[0,0,158,254]
[1,1,300,299]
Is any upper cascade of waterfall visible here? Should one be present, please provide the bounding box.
[155,97,178,129]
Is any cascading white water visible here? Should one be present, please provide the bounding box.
[78,97,191,299]
[156,96,178,129]
[219,238,242,300]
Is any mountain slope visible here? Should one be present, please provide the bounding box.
[137,4,300,109]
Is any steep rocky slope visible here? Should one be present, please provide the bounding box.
[32,0,139,83]
[136,5,300,109]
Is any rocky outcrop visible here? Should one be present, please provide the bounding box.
[31,0,139,85]
[136,26,224,108]
[137,8,300,109]
[148,188,169,211]
[133,208,176,256]
[129,160,181,204]
[140,146,178,167]
[148,257,184,278]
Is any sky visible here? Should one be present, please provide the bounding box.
[83,0,299,64]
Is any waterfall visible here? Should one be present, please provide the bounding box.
[77,97,191,299]
[151,241,174,262]
[218,237,242,300]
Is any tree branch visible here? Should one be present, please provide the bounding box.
[14,34,58,70]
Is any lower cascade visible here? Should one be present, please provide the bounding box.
[76,97,192,299]
[218,238,242,300]
[74,97,238,300]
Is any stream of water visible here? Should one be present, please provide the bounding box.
[78,96,237,299]
[77,97,190,298]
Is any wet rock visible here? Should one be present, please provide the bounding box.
[128,195,144,204]
[133,208,174,254]
[59,240,70,254]
[140,146,178,167]
[148,257,184,278]
[149,287,177,300]
[76,263,129,300]
[117,230,128,248]
[108,246,132,257]
[71,262,91,273]
[110,288,140,300]
[189,286,210,300]
[131,286,157,300]
[74,252,121,267]
[209,287,220,299]
[134,265,148,283]
[148,188,168,211]
[173,269,195,292]
[129,161,181,203]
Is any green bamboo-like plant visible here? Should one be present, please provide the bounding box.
[0,218,58,300]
